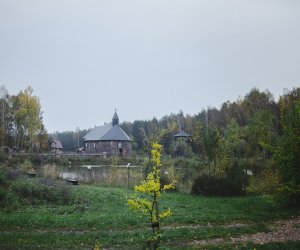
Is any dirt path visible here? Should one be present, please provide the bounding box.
[190,217,300,247]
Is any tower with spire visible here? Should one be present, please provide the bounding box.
[112,109,119,126]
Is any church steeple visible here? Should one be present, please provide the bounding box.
[112,109,119,126]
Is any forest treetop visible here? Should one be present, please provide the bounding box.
[0,85,299,155]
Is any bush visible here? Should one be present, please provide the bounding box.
[246,167,280,195]
[274,182,300,208]
[0,167,25,186]
[173,157,203,193]
[22,159,33,173]
[191,165,248,196]
[0,186,6,202]
[11,178,75,205]
[0,167,9,187]
[0,188,20,211]
[0,167,21,210]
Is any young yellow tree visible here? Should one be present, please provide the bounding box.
[128,143,175,249]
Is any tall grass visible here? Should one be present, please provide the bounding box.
[42,164,60,179]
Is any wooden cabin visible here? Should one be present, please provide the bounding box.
[83,111,132,157]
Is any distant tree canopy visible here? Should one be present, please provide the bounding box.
[117,88,283,160]
[52,88,298,163]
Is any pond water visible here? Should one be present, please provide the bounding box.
[58,164,144,187]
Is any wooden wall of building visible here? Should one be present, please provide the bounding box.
[85,141,132,157]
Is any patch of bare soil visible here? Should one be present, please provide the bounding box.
[164,222,248,230]
[191,217,300,247]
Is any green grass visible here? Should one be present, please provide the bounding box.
[0,185,298,249]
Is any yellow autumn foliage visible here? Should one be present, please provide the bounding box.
[127,143,174,229]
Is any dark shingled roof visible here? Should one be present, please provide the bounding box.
[100,125,132,141]
[83,111,132,142]
[174,131,191,138]
[83,124,111,141]
[83,124,132,142]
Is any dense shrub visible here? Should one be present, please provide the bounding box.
[0,167,9,187]
[0,186,6,202]
[6,168,23,182]
[274,183,300,208]
[11,178,75,205]
[0,166,84,210]
[0,167,21,209]
[191,166,248,196]
[246,166,280,196]
[21,159,34,173]
[0,188,19,211]
[173,157,203,192]
[0,167,9,205]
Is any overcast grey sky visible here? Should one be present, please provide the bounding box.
[0,0,299,132]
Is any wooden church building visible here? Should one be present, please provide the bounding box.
[83,111,132,157]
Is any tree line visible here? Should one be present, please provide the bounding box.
[50,88,295,160]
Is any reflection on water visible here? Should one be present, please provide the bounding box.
[59,165,144,187]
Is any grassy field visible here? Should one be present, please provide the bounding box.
[0,184,299,249]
